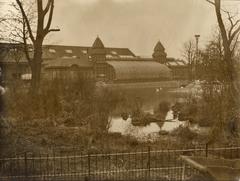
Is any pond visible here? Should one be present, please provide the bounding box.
[108,87,187,141]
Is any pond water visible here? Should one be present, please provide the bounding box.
[108,87,187,141]
[113,87,183,114]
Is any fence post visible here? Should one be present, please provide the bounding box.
[24,152,28,180]
[205,143,208,158]
[147,146,151,179]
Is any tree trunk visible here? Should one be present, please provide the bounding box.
[31,39,43,94]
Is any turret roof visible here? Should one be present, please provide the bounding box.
[154,41,165,52]
[92,36,105,49]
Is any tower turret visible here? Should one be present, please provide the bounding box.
[90,36,106,62]
[152,41,167,64]
[90,36,107,80]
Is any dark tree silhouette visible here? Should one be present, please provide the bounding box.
[206,0,240,106]
[16,0,59,94]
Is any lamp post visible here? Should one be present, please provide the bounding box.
[194,34,200,80]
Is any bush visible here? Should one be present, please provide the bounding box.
[171,126,198,143]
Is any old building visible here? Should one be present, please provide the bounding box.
[151,41,189,80]
[0,37,189,84]
[0,43,30,84]
[44,37,172,82]
[165,58,189,80]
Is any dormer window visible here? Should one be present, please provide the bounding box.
[82,50,87,54]
[65,49,73,54]
[49,48,56,53]
[111,51,117,55]
[119,55,134,59]
[106,54,113,58]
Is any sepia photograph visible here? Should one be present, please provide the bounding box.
[0,0,240,180]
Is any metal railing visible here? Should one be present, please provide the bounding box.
[0,145,239,181]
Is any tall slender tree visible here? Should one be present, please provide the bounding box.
[16,0,59,94]
[182,39,196,80]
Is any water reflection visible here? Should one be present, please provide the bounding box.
[108,87,186,141]
[112,87,182,116]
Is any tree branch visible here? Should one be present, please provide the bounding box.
[206,0,215,6]
[16,0,35,43]
[213,0,229,52]
[43,0,54,36]
[229,25,240,45]
[47,28,60,33]
[230,32,240,55]
[43,0,52,15]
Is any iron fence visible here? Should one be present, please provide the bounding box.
[0,145,239,181]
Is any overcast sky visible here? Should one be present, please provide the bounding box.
[1,0,240,58]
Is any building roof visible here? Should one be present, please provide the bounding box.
[44,45,135,59]
[44,57,93,69]
[0,43,136,64]
[106,61,171,80]
[42,45,89,60]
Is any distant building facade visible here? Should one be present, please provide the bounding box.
[0,43,30,83]
[0,37,189,84]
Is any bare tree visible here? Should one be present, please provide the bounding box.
[206,0,240,106]
[182,39,196,80]
[203,0,240,140]
[15,0,59,94]
[1,2,36,81]
[4,1,36,44]
[0,17,7,40]
[201,29,225,81]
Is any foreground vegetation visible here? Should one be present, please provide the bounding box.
[1,77,240,158]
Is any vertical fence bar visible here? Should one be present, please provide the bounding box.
[67,154,70,181]
[95,154,98,181]
[74,149,76,180]
[205,143,208,158]
[53,150,56,180]
[47,154,49,181]
[24,152,28,181]
[88,153,91,180]
[167,149,170,180]
[147,146,151,180]
[60,152,63,177]
[32,153,35,179]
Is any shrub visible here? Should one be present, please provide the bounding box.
[171,126,198,143]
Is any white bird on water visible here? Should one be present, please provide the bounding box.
[156,87,162,93]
